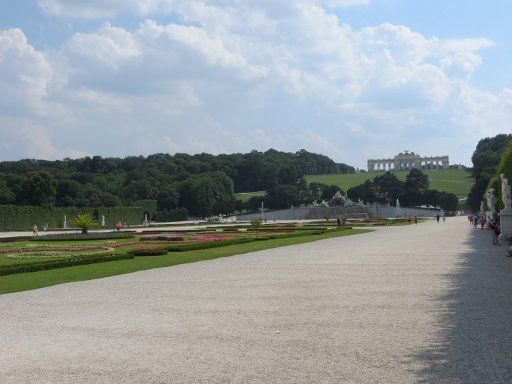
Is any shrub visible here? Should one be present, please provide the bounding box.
[0,253,133,276]
[250,218,263,228]
[129,247,168,256]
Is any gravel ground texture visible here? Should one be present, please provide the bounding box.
[1,217,512,383]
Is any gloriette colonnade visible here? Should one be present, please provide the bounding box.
[367,151,449,172]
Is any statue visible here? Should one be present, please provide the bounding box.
[101,215,106,227]
[63,215,68,229]
[501,174,512,211]
[485,188,496,212]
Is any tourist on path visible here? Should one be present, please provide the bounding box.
[479,216,486,230]
[473,213,479,228]
[490,215,501,245]
[436,214,440,223]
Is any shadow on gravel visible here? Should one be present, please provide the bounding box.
[412,227,512,384]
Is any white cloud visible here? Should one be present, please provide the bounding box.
[37,0,176,19]
[0,28,53,115]
[1,1,510,167]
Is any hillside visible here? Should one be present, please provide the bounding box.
[306,169,474,200]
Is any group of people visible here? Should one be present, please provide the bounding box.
[468,212,486,229]
[468,212,501,246]
[32,223,49,236]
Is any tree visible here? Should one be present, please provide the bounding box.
[403,169,429,206]
[264,184,302,209]
[0,179,15,204]
[373,172,404,204]
[439,192,459,211]
[19,171,57,208]
[321,185,342,200]
[157,185,179,211]
[347,180,378,203]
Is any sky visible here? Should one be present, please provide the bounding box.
[1,0,511,169]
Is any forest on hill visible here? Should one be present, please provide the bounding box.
[0,149,354,218]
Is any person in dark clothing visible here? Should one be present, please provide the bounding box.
[489,215,500,246]
[436,214,440,223]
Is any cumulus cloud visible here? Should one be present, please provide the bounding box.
[0,1,510,166]
[0,28,53,115]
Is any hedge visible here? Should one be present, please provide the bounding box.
[0,253,134,276]
[165,238,255,252]
[0,205,152,231]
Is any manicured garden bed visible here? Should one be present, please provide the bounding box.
[0,226,373,294]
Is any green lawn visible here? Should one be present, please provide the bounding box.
[234,191,266,202]
[306,169,474,199]
[0,228,371,295]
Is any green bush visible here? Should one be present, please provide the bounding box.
[0,253,134,276]
[166,238,255,252]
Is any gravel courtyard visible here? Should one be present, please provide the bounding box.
[2,217,512,383]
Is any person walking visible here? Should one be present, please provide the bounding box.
[473,213,479,228]
[490,215,500,245]
[469,212,474,226]
[436,214,440,223]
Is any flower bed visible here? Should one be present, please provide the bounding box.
[193,233,234,242]
[6,249,115,259]
[0,245,105,255]
[139,236,184,242]
[32,232,136,241]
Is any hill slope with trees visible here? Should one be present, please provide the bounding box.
[0,149,354,219]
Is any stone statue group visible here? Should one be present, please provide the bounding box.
[485,174,512,213]
[485,174,512,252]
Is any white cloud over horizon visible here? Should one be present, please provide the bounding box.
[1,0,511,168]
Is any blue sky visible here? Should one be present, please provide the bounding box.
[0,0,511,168]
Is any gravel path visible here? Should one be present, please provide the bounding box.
[1,217,512,383]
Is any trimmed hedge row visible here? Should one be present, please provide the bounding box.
[0,253,134,276]
[0,205,150,231]
[165,238,255,252]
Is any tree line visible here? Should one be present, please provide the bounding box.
[0,149,354,218]
[242,169,459,212]
[346,169,459,211]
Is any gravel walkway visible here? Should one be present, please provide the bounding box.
[1,217,512,383]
